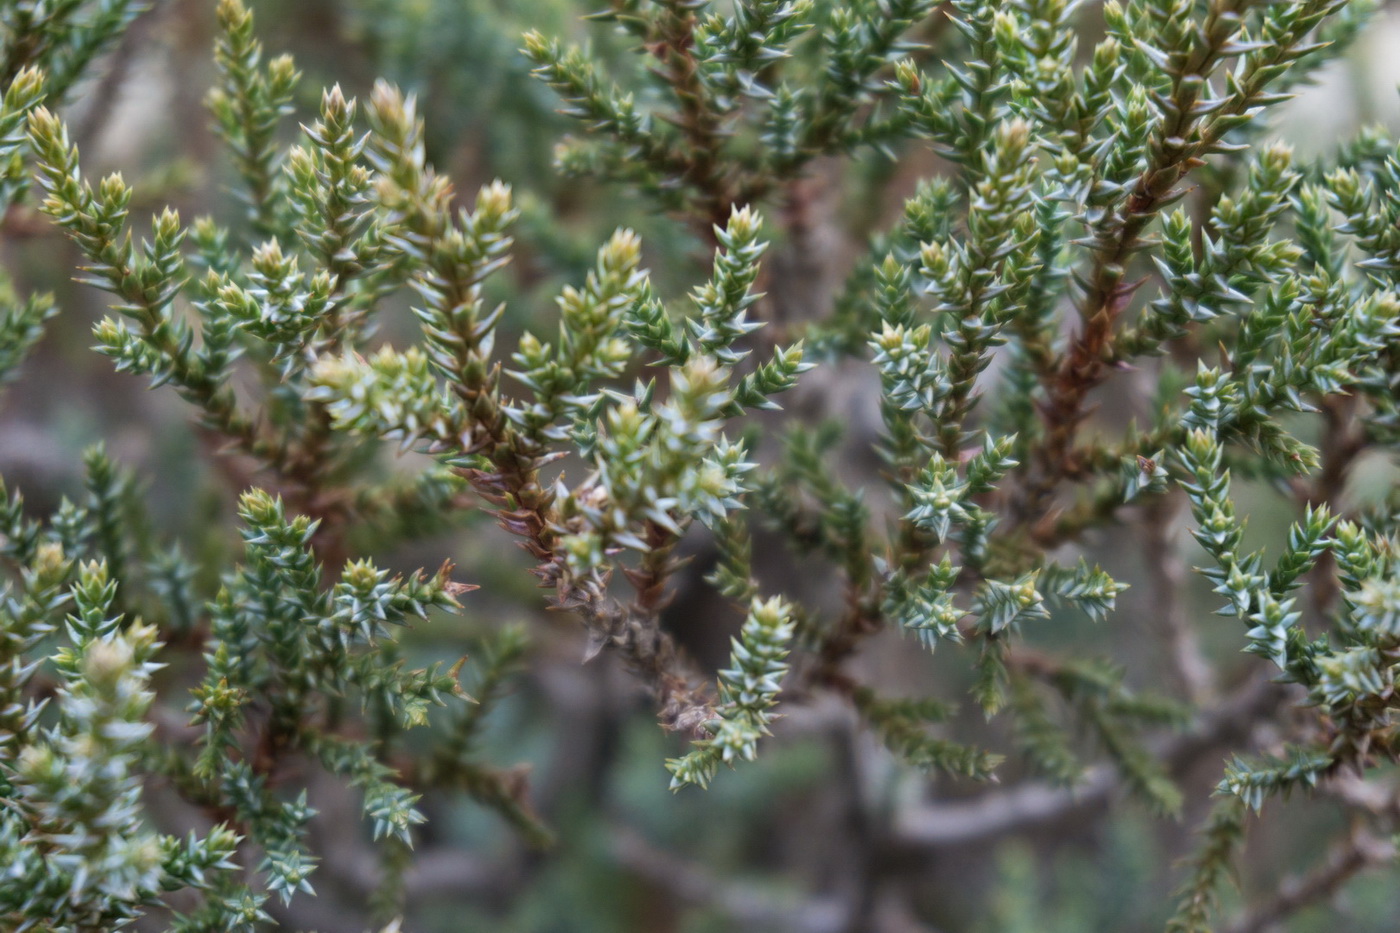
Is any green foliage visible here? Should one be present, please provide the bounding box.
[4,0,1400,929]
[666,596,796,789]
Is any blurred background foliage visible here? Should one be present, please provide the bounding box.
[4,1,1400,931]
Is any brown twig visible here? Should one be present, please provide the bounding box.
[647,1,736,234]
[1296,393,1368,627]
[1019,0,1257,524]
[463,453,715,737]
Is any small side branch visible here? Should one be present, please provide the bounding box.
[1223,827,1395,933]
